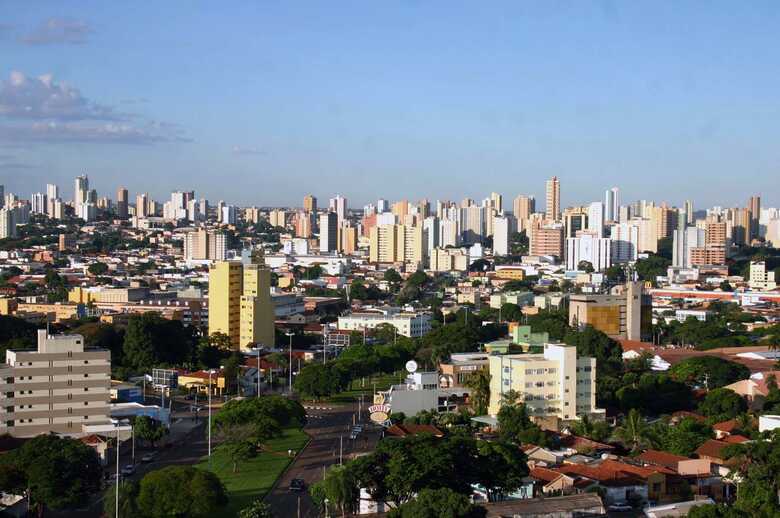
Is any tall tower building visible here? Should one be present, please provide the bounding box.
[74,175,89,209]
[545,176,561,221]
[319,212,338,252]
[135,193,149,218]
[209,260,275,350]
[684,200,694,225]
[748,195,761,241]
[604,187,619,222]
[303,194,317,213]
[116,187,129,219]
[490,192,503,212]
[329,195,347,224]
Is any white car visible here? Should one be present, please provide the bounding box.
[121,464,136,476]
[141,452,156,463]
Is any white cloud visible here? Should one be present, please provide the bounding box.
[21,17,92,45]
[231,145,264,155]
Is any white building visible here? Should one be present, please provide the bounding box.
[566,233,612,271]
[0,331,111,437]
[338,308,432,337]
[493,215,515,256]
[488,343,604,421]
[0,208,16,239]
[749,261,777,290]
[587,202,604,237]
[609,222,639,263]
[319,212,338,253]
[31,192,47,214]
[378,371,467,417]
[672,227,705,269]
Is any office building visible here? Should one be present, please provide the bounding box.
[429,247,470,272]
[422,216,440,254]
[689,246,726,267]
[684,200,694,225]
[74,174,89,211]
[564,209,588,239]
[748,195,761,240]
[221,205,238,225]
[377,198,389,213]
[339,224,358,254]
[569,282,649,341]
[487,343,604,421]
[490,192,503,212]
[295,211,313,238]
[545,176,561,221]
[303,194,317,213]
[136,193,150,218]
[460,205,485,244]
[566,233,612,271]
[0,330,111,437]
[183,229,227,261]
[513,195,535,231]
[209,260,275,350]
[319,212,338,252]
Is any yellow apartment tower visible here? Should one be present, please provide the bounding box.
[209,260,275,350]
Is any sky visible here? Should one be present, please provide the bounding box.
[1,1,779,210]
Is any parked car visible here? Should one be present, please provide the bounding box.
[289,478,306,492]
[607,502,632,512]
[121,464,136,476]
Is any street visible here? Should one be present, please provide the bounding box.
[265,401,380,518]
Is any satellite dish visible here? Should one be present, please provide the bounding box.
[405,360,418,373]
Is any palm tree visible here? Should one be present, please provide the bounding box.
[464,370,491,415]
[612,409,653,452]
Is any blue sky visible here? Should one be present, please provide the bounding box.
[1,1,779,209]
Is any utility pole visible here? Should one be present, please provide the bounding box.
[115,425,120,518]
[287,332,294,393]
[257,351,261,397]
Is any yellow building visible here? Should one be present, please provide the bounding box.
[240,264,276,349]
[494,266,526,280]
[568,282,647,341]
[208,261,243,347]
[369,224,426,267]
[209,260,275,351]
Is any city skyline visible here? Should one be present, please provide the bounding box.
[3,2,780,207]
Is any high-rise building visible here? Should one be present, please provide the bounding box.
[460,205,485,244]
[749,261,777,290]
[319,212,338,252]
[0,208,16,239]
[377,198,389,213]
[545,176,561,221]
[116,187,129,219]
[303,194,317,213]
[184,229,227,261]
[672,226,705,268]
[0,330,111,437]
[295,211,313,238]
[135,193,149,218]
[239,264,276,349]
[0,185,4,209]
[529,224,564,259]
[422,216,440,254]
[512,195,535,230]
[569,282,648,341]
[493,216,515,256]
[392,200,409,219]
[329,195,347,224]
[609,222,640,263]
[566,232,612,271]
[748,195,761,241]
[439,219,459,248]
[46,184,59,203]
[208,261,243,347]
[684,200,694,225]
[339,224,358,254]
[221,205,238,225]
[369,224,426,266]
[74,174,89,209]
[269,209,287,228]
[587,202,605,238]
[604,187,619,222]
[490,192,503,212]
[31,192,47,214]
[564,208,588,239]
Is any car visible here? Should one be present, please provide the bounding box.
[607,502,632,512]
[289,478,306,492]
[120,464,136,476]
[349,433,358,440]
[141,452,156,463]
[353,425,363,432]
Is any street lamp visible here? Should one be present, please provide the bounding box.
[207,368,217,464]
[286,332,294,393]
[114,422,120,518]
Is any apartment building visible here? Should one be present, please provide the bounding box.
[209,260,275,350]
[369,224,426,268]
[183,228,227,262]
[487,343,604,421]
[0,330,111,437]
[530,225,564,259]
[749,261,777,290]
[338,308,432,337]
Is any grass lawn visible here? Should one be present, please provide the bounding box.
[325,371,403,403]
[197,427,309,516]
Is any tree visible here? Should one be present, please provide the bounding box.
[717,432,780,515]
[387,488,486,518]
[577,260,594,273]
[499,303,522,323]
[497,404,550,447]
[571,414,611,442]
[134,415,167,447]
[103,479,140,518]
[474,440,528,502]
[564,325,623,377]
[463,371,491,415]
[0,434,102,511]
[136,466,228,517]
[223,440,257,473]
[223,350,243,394]
[87,262,109,276]
[123,313,196,372]
[669,356,750,389]
[635,255,671,283]
[612,409,653,452]
[605,264,627,283]
[698,388,747,423]
[384,268,403,284]
[310,464,360,517]
[655,417,714,456]
[239,500,275,518]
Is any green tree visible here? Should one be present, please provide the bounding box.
[499,303,523,322]
[564,325,623,377]
[571,414,611,442]
[474,440,528,502]
[463,371,491,415]
[497,404,550,447]
[698,388,747,423]
[635,255,671,284]
[384,268,403,284]
[310,464,360,517]
[238,500,275,518]
[87,262,109,275]
[136,466,228,517]
[387,488,486,518]
[103,479,140,518]
[0,434,102,511]
[612,409,653,452]
[122,313,196,372]
[669,356,750,389]
[655,417,714,456]
[134,415,167,447]
[223,440,257,473]
[577,260,594,273]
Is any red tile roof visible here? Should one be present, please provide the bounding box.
[530,466,562,483]
[712,419,739,433]
[637,449,688,470]
[695,439,731,461]
[385,424,444,438]
[722,434,750,444]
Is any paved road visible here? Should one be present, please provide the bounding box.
[266,402,380,518]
